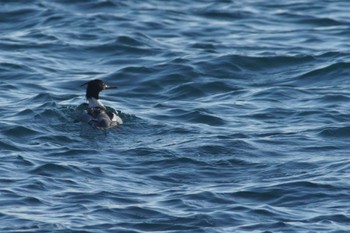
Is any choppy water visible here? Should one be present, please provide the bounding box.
[1,0,350,232]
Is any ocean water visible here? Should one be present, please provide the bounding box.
[1,0,350,232]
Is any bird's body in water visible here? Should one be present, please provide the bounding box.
[78,79,123,128]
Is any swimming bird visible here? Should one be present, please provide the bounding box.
[79,79,123,128]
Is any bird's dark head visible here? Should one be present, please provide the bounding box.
[81,79,117,99]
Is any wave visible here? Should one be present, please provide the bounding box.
[296,62,350,86]
[319,126,350,138]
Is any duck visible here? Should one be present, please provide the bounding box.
[78,79,123,128]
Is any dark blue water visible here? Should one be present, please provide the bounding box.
[1,0,350,232]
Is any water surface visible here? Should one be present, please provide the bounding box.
[1,0,350,232]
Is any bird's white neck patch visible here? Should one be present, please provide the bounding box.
[88,97,104,108]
